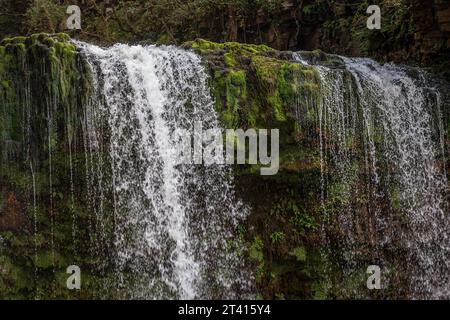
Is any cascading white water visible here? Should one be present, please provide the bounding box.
[294,53,449,299]
[76,42,253,299]
[344,58,449,298]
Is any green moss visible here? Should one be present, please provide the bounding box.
[268,94,286,121]
[0,36,26,46]
[0,256,34,293]
[189,39,274,57]
[189,38,219,52]
[188,39,322,132]
[249,236,264,262]
[229,70,246,86]
[0,33,95,299]
[249,236,265,281]
[224,52,237,68]
[55,33,71,42]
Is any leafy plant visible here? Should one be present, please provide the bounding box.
[270,231,285,244]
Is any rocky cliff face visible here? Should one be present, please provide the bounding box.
[1,34,449,299]
[2,1,449,77]
[0,34,96,299]
[409,0,450,70]
[0,34,327,299]
[220,0,450,78]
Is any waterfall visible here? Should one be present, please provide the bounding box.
[294,53,449,299]
[2,34,449,299]
[345,58,449,298]
[76,42,253,299]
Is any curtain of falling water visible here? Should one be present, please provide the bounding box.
[76,42,254,299]
[294,53,449,299]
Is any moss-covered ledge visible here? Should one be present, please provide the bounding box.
[184,39,328,299]
[185,39,321,130]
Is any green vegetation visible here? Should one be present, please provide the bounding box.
[0,33,101,299]
[2,1,447,77]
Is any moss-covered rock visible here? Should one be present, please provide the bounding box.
[182,39,331,299]
[0,33,104,299]
[186,39,321,131]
